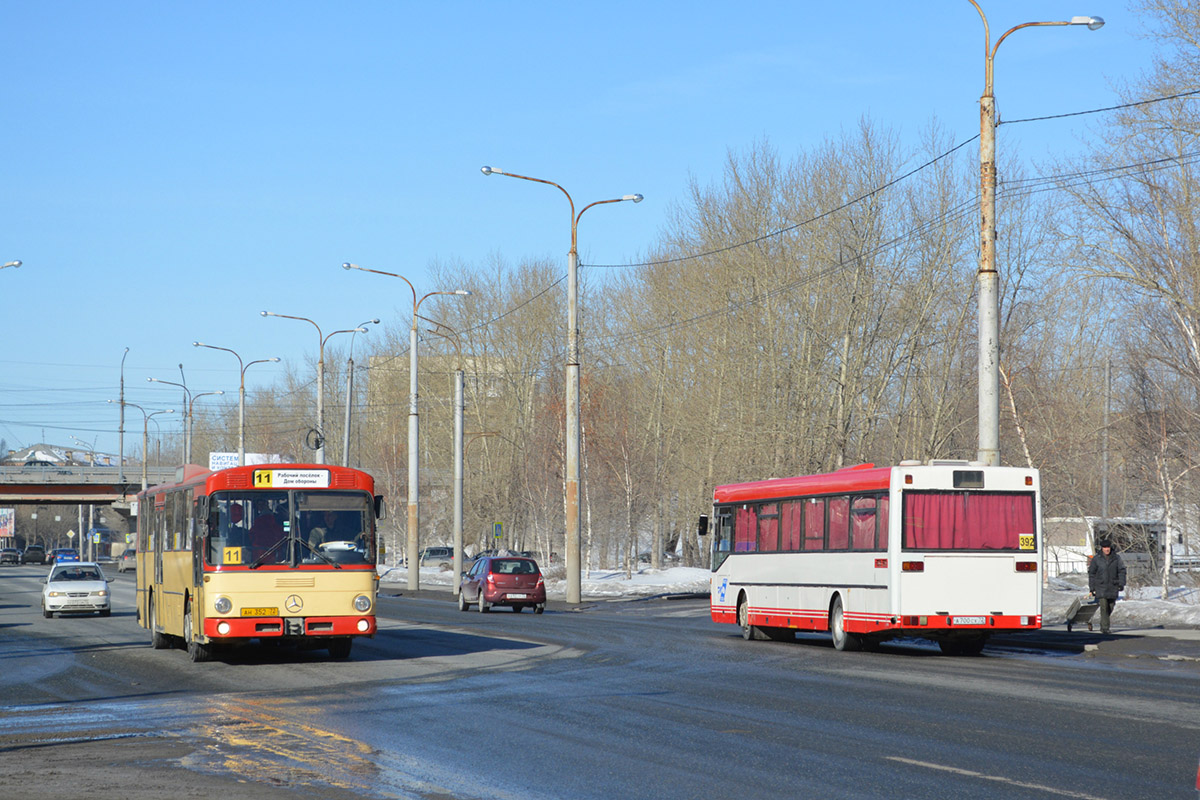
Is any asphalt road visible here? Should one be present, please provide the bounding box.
[1,564,1198,799]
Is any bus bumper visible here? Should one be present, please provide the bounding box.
[204,615,377,639]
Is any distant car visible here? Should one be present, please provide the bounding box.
[41,561,112,617]
[0,547,20,565]
[21,545,47,565]
[418,546,454,567]
[458,555,546,614]
[48,548,80,564]
[117,549,137,573]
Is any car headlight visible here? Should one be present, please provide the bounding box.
[47,591,63,597]
[353,594,372,612]
[93,590,108,597]
[214,596,233,614]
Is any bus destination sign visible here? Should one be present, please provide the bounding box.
[253,469,331,489]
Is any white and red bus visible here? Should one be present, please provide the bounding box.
[706,461,1041,655]
[136,463,384,662]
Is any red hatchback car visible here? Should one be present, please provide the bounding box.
[459,556,546,614]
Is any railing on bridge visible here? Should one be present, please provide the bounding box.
[0,464,177,486]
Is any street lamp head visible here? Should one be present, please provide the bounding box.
[260,310,270,317]
[342,262,354,270]
[1070,15,1104,30]
[453,290,472,296]
[269,356,281,363]
[192,341,202,347]
[481,166,502,176]
[625,194,644,203]
[2,260,20,269]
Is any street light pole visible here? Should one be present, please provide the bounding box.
[188,389,225,465]
[147,376,192,464]
[342,262,470,591]
[344,319,379,468]
[115,402,175,490]
[424,320,467,596]
[261,312,367,465]
[481,166,642,604]
[119,347,128,484]
[969,2,1103,466]
[193,342,280,466]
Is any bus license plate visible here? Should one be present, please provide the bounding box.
[952,616,986,626]
[241,607,279,617]
[508,593,527,600]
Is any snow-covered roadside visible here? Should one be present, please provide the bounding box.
[378,564,1200,628]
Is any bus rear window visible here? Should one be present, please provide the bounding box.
[902,491,1035,551]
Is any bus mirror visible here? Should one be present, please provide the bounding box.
[374,495,386,521]
[198,496,210,520]
[697,514,709,536]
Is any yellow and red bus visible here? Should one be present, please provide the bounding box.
[707,461,1041,655]
[136,463,384,662]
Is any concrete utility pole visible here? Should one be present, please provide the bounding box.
[481,166,641,604]
[969,1,1103,466]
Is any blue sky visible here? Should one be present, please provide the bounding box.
[0,2,1158,460]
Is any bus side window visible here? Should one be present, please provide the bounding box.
[781,501,802,551]
[851,495,878,550]
[804,498,825,551]
[877,494,890,550]
[828,496,850,550]
[758,503,779,552]
[734,506,757,552]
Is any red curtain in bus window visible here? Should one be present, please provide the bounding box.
[781,501,802,551]
[851,496,877,550]
[735,506,757,552]
[903,492,1035,550]
[828,496,850,550]
[804,498,825,550]
[877,494,890,550]
[758,503,779,552]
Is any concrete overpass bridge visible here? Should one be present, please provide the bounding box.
[0,464,177,504]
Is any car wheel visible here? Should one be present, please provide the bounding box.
[100,609,111,618]
[458,591,468,612]
[149,597,169,649]
[185,608,211,663]
[328,639,352,659]
[535,604,545,615]
[512,604,523,613]
[830,596,861,652]
[43,607,53,619]
[478,592,490,613]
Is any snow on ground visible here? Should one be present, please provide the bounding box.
[379,563,1200,628]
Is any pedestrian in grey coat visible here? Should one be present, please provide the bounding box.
[1088,539,1126,634]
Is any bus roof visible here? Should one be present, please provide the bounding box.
[713,463,893,504]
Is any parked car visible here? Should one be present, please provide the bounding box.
[418,546,454,567]
[458,555,546,614]
[117,548,137,573]
[21,545,47,565]
[0,547,20,565]
[41,561,112,617]
[48,548,80,564]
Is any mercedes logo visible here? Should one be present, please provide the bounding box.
[285,595,303,613]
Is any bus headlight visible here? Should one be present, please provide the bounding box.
[357,619,371,632]
[353,594,372,612]
[217,621,231,635]
[214,596,233,614]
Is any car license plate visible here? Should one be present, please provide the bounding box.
[508,593,527,600]
[241,607,279,617]
[952,616,986,625]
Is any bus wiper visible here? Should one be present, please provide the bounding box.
[248,538,289,569]
[297,536,342,569]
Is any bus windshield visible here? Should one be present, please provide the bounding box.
[902,491,1035,551]
[206,490,375,567]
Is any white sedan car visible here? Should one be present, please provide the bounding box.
[42,562,112,618]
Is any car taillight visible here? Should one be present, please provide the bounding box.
[1015,561,1037,572]
[487,572,496,584]
[901,561,924,572]
[536,576,544,587]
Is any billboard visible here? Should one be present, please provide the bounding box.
[0,508,13,541]
[208,453,285,471]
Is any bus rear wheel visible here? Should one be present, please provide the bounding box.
[149,597,169,650]
[830,596,862,652]
[939,636,986,656]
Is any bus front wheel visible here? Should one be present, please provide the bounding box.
[830,596,862,652]
[185,608,212,663]
[737,596,767,641]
